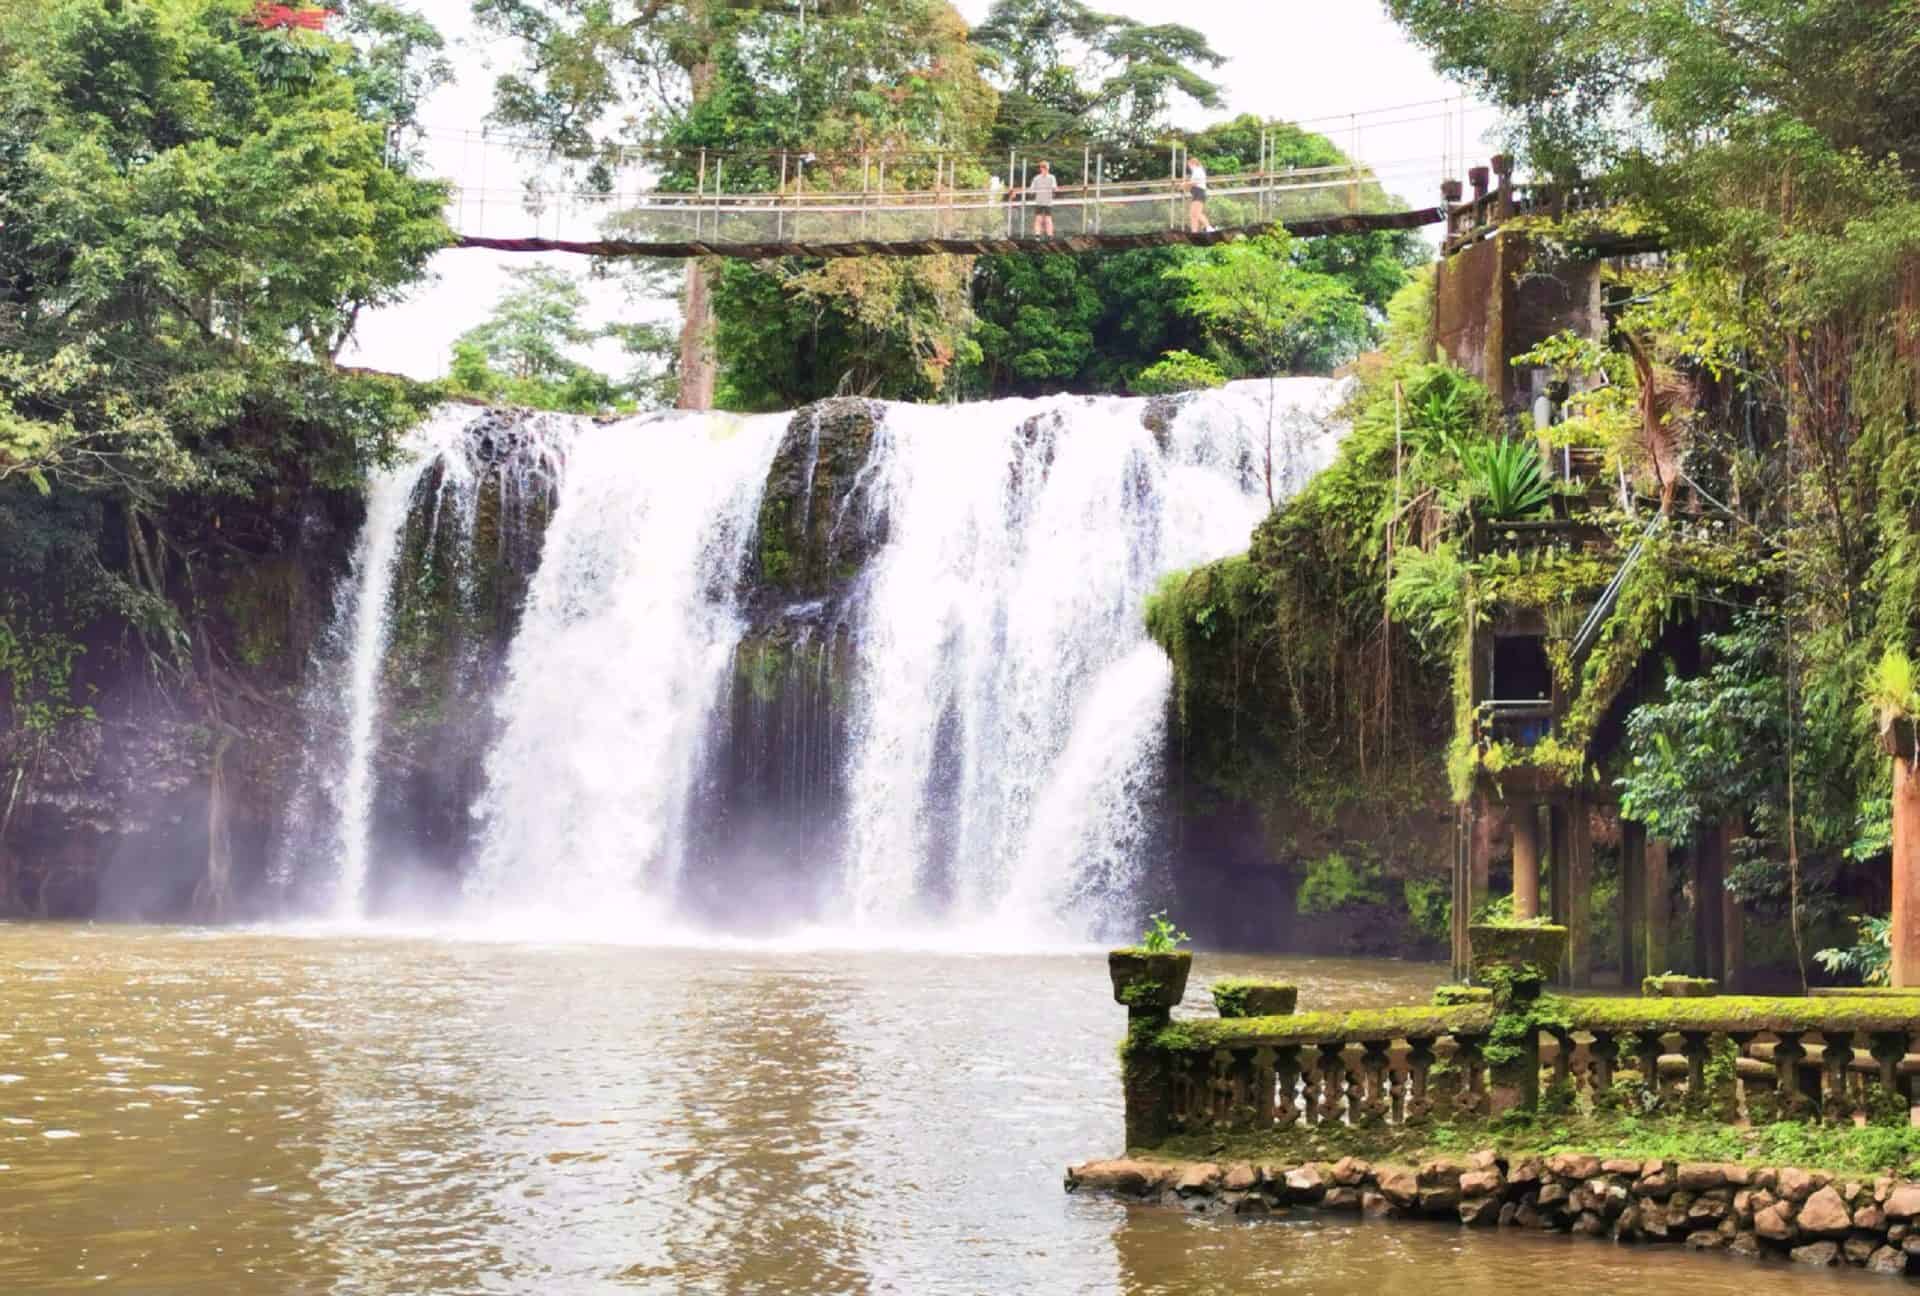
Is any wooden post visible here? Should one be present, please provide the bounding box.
[1511,802,1541,920]
[1619,820,1646,986]
[1567,794,1593,988]
[1644,836,1670,977]
[1884,715,1920,987]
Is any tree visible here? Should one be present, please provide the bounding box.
[1166,228,1360,505]
[0,0,451,497]
[449,266,678,413]
[970,0,1224,156]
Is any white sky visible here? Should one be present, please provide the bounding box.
[343,1,1499,380]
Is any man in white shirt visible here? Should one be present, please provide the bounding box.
[1187,158,1211,233]
[1026,161,1059,237]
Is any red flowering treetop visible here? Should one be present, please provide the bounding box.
[250,3,334,30]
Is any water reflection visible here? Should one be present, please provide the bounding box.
[0,927,1890,1293]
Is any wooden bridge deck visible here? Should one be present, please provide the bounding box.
[454,206,1445,259]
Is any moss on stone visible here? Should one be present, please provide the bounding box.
[1211,978,1299,1018]
[1642,974,1720,998]
[1160,1003,1495,1050]
[1432,984,1495,1007]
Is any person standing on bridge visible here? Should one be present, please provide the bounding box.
[1187,157,1212,233]
[1025,161,1058,238]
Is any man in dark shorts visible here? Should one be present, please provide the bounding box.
[1026,160,1058,236]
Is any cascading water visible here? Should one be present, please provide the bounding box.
[838,379,1347,940]
[282,381,1346,939]
[463,411,786,924]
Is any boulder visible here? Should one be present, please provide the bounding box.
[1571,1211,1606,1236]
[1677,1163,1727,1191]
[1323,1187,1361,1211]
[1361,1190,1392,1218]
[1468,1149,1502,1173]
[1066,1159,1176,1197]
[1222,1163,1260,1194]
[1686,1229,1731,1251]
[1886,1184,1920,1219]
[1547,1153,1602,1181]
[1536,1181,1570,1208]
[1754,1201,1796,1241]
[1378,1169,1419,1208]
[1418,1158,1466,1187]
[1633,1168,1673,1198]
[1283,1164,1326,1201]
[1231,1194,1272,1217]
[1419,1186,1462,1214]
[1844,1234,1879,1266]
[1460,1169,1504,1197]
[1459,1196,1501,1227]
[1777,1167,1822,1204]
[1790,1241,1841,1267]
[1855,1204,1886,1232]
[1730,1231,1762,1258]
[1601,1158,1642,1176]
[1330,1156,1372,1187]
[1507,1156,1547,1188]
[1869,1245,1909,1275]
[1798,1185,1853,1238]
[1175,1163,1224,1196]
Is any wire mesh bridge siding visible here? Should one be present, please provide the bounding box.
[442,131,1461,259]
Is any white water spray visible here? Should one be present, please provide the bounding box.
[328,411,476,916]
[464,412,785,924]
[839,379,1348,938]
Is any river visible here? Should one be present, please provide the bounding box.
[0,926,1875,1293]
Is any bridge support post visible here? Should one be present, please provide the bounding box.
[1887,715,1920,988]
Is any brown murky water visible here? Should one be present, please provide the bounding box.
[0,926,1881,1293]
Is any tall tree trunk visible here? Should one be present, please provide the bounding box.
[677,259,717,411]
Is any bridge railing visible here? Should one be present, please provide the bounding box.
[450,163,1412,247]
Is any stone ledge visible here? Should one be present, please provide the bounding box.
[1065,1152,1920,1276]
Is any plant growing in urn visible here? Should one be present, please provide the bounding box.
[1109,912,1193,1019]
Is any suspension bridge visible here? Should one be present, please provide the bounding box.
[436,105,1510,260]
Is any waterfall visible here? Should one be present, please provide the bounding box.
[463,411,786,925]
[279,381,1346,938]
[837,379,1347,939]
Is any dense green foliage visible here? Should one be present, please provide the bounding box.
[0,0,450,867]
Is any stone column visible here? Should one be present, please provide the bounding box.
[1511,803,1541,920]
[1619,819,1646,986]
[1547,803,1571,982]
[1644,836,1670,977]
[1566,794,1593,988]
[1692,830,1726,980]
[1884,715,1920,988]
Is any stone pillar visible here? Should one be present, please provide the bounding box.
[1884,715,1920,988]
[1451,805,1471,981]
[1511,803,1541,920]
[1691,830,1726,980]
[1620,819,1646,986]
[1547,803,1571,982]
[1644,836,1670,977]
[1566,795,1593,988]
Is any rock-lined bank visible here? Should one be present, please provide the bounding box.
[1068,1152,1920,1275]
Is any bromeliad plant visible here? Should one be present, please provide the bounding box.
[1465,437,1554,520]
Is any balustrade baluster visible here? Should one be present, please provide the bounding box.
[1359,1040,1391,1126]
[1822,1031,1856,1123]
[1774,1031,1809,1117]
[1317,1042,1348,1125]
[1405,1038,1435,1125]
[1209,1048,1235,1126]
[1546,1026,1573,1094]
[1227,1047,1258,1130]
[1870,1032,1908,1114]
[1454,1033,1489,1117]
[1273,1045,1302,1130]
[1251,1046,1277,1128]
[1678,1030,1709,1107]
[1631,1031,1664,1099]
[1589,1031,1619,1108]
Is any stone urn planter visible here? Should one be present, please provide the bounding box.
[1108,950,1192,1016]
[1210,978,1297,1019]
[1468,922,1568,998]
[1643,974,1718,998]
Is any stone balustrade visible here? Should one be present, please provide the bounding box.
[1122,988,1920,1146]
